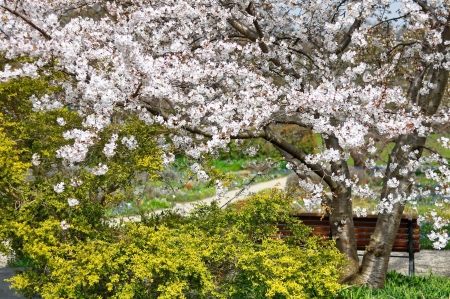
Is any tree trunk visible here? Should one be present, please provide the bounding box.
[343,204,407,287]
[325,136,360,280]
[343,135,424,287]
[343,61,448,287]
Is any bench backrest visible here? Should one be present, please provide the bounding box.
[278,213,420,252]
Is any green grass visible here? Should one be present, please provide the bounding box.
[7,255,33,268]
[337,271,450,298]
[140,198,173,210]
[211,159,249,172]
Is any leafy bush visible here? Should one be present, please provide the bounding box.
[8,190,345,299]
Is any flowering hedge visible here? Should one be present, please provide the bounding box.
[8,190,345,299]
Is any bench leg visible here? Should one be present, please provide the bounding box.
[409,251,414,276]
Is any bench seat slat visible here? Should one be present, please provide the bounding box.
[278,214,421,276]
[278,214,421,253]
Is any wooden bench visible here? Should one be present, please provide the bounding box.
[277,213,420,276]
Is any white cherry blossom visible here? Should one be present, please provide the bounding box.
[53,182,65,194]
[67,198,80,207]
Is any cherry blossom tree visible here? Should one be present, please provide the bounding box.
[2,0,450,288]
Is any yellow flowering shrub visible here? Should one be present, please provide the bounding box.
[8,190,344,299]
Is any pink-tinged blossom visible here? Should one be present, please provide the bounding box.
[354,206,368,217]
[56,130,98,164]
[334,119,367,149]
[82,114,111,131]
[56,117,66,126]
[386,178,400,189]
[215,180,228,200]
[162,153,175,167]
[30,94,63,112]
[427,231,450,250]
[70,177,83,187]
[190,163,209,181]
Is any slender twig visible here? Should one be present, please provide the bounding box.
[417,145,450,160]
[370,14,410,29]
[220,173,261,209]
[387,41,418,55]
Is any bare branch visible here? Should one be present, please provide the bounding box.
[287,46,319,68]
[1,5,52,40]
[246,2,264,38]
[0,26,10,38]
[330,0,348,23]
[131,82,142,99]
[227,17,270,53]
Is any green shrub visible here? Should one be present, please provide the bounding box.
[8,189,345,299]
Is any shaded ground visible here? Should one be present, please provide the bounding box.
[0,268,24,299]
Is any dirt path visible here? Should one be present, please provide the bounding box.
[172,176,288,213]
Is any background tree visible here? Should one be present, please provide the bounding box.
[2,0,450,289]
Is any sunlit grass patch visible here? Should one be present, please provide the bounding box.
[337,271,450,299]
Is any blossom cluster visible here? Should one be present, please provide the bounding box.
[1,0,449,246]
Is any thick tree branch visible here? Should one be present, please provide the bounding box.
[275,143,333,211]
[245,2,269,53]
[227,18,259,42]
[336,18,362,54]
[263,126,337,190]
[287,46,319,68]
[408,65,429,106]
